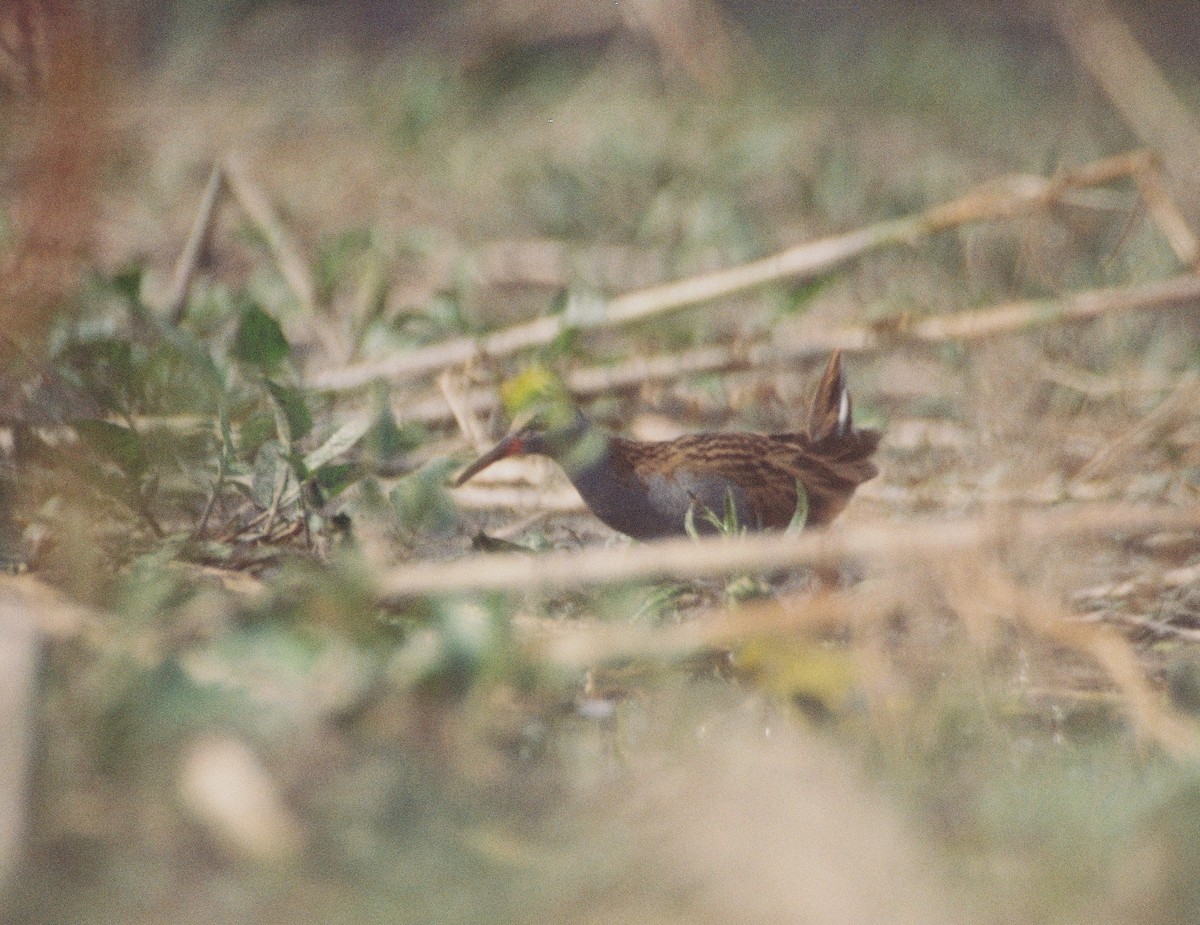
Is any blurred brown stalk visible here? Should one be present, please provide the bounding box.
[0,0,108,354]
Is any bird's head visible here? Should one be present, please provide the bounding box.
[452,402,605,487]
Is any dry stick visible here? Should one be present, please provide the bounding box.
[452,482,583,513]
[312,221,901,391]
[1072,371,1200,482]
[0,592,42,882]
[162,156,321,323]
[388,272,1200,430]
[221,153,317,316]
[378,503,1200,600]
[310,151,1155,394]
[916,151,1140,230]
[524,586,897,670]
[165,163,224,325]
[437,369,490,451]
[1051,0,1200,231]
[1133,161,1200,266]
[900,273,1200,341]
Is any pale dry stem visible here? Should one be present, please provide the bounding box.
[378,503,1200,599]
[437,369,491,452]
[378,272,1200,432]
[1051,0,1200,220]
[311,150,1186,394]
[164,163,224,325]
[222,152,317,317]
[938,552,1197,755]
[1073,370,1200,482]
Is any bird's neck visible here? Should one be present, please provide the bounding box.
[551,425,614,482]
[551,431,640,529]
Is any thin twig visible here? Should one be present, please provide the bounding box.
[438,369,490,451]
[194,451,228,541]
[382,272,1200,429]
[378,503,1200,600]
[165,163,225,325]
[1051,0,1200,220]
[310,150,1183,394]
[217,504,272,545]
[1072,371,1200,482]
[899,273,1200,341]
[1133,163,1200,266]
[221,153,317,315]
[521,586,897,669]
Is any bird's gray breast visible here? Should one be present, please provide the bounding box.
[566,452,764,539]
[565,458,669,540]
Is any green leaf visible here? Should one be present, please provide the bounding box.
[773,276,834,319]
[785,480,809,535]
[725,574,770,604]
[251,440,290,509]
[129,301,226,398]
[389,460,458,534]
[303,416,373,473]
[264,380,313,444]
[57,337,137,414]
[470,531,533,554]
[217,402,235,458]
[362,401,426,465]
[310,462,361,500]
[685,489,744,539]
[719,487,742,534]
[110,264,146,307]
[142,340,222,415]
[237,410,277,460]
[232,302,289,370]
[76,420,146,476]
[425,291,470,337]
[545,288,569,316]
[314,228,376,303]
[684,501,700,541]
[542,324,580,360]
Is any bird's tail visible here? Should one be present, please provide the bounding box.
[807,350,852,442]
[806,350,881,477]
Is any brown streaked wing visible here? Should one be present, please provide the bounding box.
[768,431,882,525]
[618,430,880,529]
[757,434,853,527]
[620,433,803,528]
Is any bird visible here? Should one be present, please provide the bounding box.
[452,350,881,541]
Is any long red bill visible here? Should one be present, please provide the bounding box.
[452,436,525,487]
